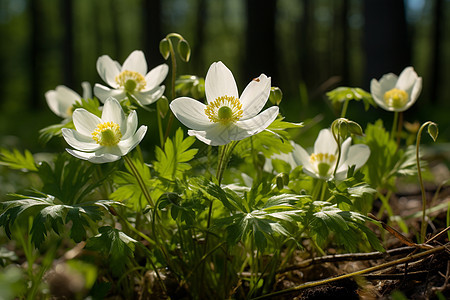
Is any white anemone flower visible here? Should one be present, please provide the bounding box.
[291,129,370,180]
[45,82,92,119]
[61,97,147,163]
[94,50,168,106]
[169,61,279,146]
[370,66,422,112]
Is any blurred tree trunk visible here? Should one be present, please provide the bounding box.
[111,0,122,59]
[430,0,443,104]
[363,0,410,87]
[298,0,314,86]
[192,0,207,73]
[143,0,164,68]
[339,0,349,85]
[62,0,74,88]
[29,0,42,110]
[245,0,277,82]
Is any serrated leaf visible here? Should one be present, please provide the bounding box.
[73,98,102,117]
[234,118,303,158]
[86,226,136,276]
[326,87,375,110]
[154,128,198,180]
[0,148,38,172]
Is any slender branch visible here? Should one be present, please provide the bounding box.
[251,244,448,300]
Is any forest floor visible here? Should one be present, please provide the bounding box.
[271,166,450,300]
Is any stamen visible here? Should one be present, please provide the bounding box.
[383,88,408,109]
[92,121,122,146]
[310,153,337,177]
[115,70,146,92]
[204,95,244,124]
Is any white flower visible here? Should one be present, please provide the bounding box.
[45,82,92,119]
[94,50,168,106]
[291,129,370,180]
[370,66,422,112]
[169,61,279,146]
[61,97,147,163]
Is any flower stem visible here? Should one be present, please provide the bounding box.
[417,121,434,242]
[340,99,350,118]
[156,106,165,148]
[390,111,399,141]
[123,155,154,208]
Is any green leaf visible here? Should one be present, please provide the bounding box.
[0,193,114,247]
[39,121,74,144]
[86,226,136,276]
[154,128,198,180]
[326,87,375,110]
[0,148,38,172]
[73,97,102,117]
[234,118,303,158]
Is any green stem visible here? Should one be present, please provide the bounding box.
[123,155,154,208]
[156,106,164,148]
[332,132,342,177]
[340,99,350,118]
[390,111,399,141]
[417,121,433,242]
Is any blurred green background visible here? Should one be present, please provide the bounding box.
[0,0,449,152]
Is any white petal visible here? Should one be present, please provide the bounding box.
[339,137,352,163]
[144,64,169,89]
[233,106,279,138]
[205,61,238,104]
[396,67,418,91]
[336,144,370,174]
[45,90,69,118]
[62,128,100,151]
[314,129,336,154]
[117,125,147,155]
[133,86,165,105]
[291,142,313,170]
[188,124,232,146]
[81,81,92,99]
[122,50,147,75]
[378,73,398,92]
[97,55,120,88]
[72,108,102,135]
[101,98,125,129]
[239,74,271,119]
[94,84,126,103]
[370,79,388,110]
[403,77,422,111]
[66,149,121,164]
[121,110,137,140]
[170,97,212,130]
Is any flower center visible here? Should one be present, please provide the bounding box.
[310,153,336,178]
[204,95,244,125]
[92,121,122,146]
[383,88,408,109]
[66,106,74,117]
[115,70,146,93]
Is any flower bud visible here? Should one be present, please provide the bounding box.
[276,174,285,190]
[177,39,191,62]
[347,120,363,136]
[157,96,169,118]
[256,152,266,169]
[269,87,283,105]
[159,38,171,60]
[427,122,438,142]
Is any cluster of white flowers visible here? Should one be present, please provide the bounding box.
[45,49,422,181]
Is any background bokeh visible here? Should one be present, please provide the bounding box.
[0,0,449,152]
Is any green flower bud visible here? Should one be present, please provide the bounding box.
[159,38,171,60]
[256,152,266,169]
[177,39,191,62]
[427,122,438,142]
[347,120,363,136]
[269,87,283,105]
[157,96,169,118]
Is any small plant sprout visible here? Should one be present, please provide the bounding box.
[61,97,147,163]
[45,82,92,119]
[170,61,279,146]
[94,50,168,107]
[417,121,439,242]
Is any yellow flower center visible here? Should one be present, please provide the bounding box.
[204,95,244,125]
[115,70,146,93]
[310,153,336,177]
[92,121,122,146]
[383,88,408,109]
[66,106,74,117]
